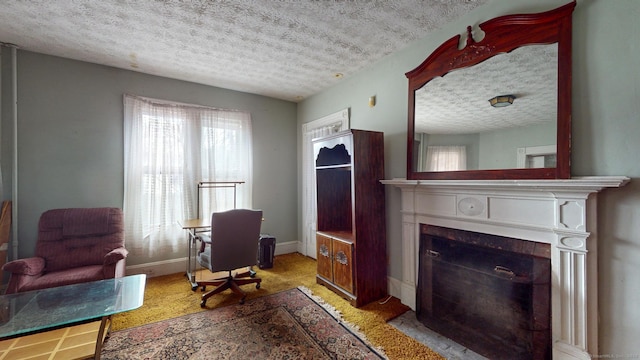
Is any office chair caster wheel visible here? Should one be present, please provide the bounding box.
[191,285,198,291]
[256,283,261,289]
[200,300,206,308]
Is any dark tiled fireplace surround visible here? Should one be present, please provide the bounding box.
[382,177,629,360]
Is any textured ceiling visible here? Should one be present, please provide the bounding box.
[0,0,487,102]
[415,44,558,134]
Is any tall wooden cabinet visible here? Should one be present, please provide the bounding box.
[313,129,387,307]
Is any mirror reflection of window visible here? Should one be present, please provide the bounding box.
[527,154,556,168]
[425,146,467,171]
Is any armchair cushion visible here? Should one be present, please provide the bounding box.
[37,208,125,272]
[20,265,105,293]
[62,207,111,236]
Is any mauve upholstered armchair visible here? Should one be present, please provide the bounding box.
[1,207,128,294]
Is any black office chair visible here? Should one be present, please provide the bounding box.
[196,209,262,307]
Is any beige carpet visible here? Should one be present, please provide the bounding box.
[112,253,444,360]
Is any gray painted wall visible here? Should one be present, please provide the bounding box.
[1,50,298,266]
[478,121,556,169]
[297,0,640,355]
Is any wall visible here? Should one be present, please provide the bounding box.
[298,0,640,356]
[1,50,298,266]
[478,121,556,169]
[1,48,16,205]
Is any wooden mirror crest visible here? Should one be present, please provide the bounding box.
[406,1,575,180]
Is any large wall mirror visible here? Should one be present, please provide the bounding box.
[406,1,575,180]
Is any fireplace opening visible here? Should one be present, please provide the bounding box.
[417,225,551,360]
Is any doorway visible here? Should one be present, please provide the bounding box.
[301,109,349,258]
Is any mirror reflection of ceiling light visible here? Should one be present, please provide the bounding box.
[488,95,515,107]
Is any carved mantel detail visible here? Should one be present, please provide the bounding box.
[382,176,629,360]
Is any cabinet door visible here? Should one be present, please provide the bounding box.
[332,239,354,294]
[316,234,333,281]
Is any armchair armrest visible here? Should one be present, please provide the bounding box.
[2,257,45,276]
[103,247,129,265]
[103,247,128,279]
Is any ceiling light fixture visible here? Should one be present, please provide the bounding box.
[488,95,516,107]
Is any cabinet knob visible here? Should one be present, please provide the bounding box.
[335,251,348,265]
[319,244,330,258]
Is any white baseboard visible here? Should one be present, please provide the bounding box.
[387,275,403,300]
[273,240,299,256]
[126,240,300,278]
[126,257,187,278]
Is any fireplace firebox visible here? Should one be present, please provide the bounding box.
[417,225,551,360]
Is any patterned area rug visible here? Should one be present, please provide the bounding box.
[101,287,386,359]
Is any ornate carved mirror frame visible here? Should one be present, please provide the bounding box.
[406,1,575,180]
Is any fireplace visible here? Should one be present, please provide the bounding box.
[418,225,551,359]
[381,177,629,360]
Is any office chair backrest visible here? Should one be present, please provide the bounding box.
[209,209,263,272]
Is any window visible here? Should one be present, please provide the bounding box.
[425,146,467,171]
[123,95,253,256]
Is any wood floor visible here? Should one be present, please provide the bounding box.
[0,320,104,360]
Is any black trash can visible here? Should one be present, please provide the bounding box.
[257,234,276,269]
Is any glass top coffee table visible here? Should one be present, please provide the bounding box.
[0,274,146,359]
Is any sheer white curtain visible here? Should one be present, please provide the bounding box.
[425,145,467,171]
[123,95,252,256]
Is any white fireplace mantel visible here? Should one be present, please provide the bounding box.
[381,176,630,360]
